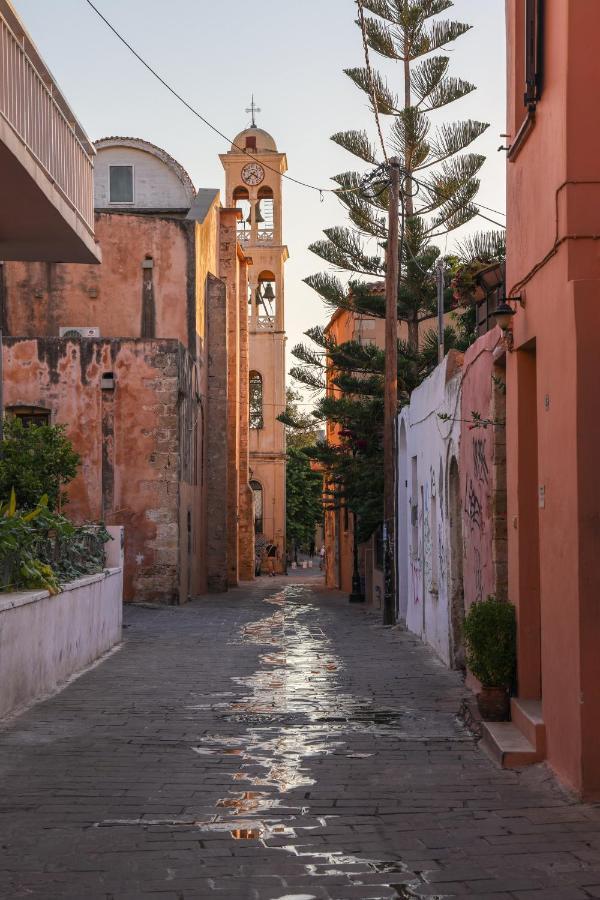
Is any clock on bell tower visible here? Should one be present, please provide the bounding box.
[220,113,289,572]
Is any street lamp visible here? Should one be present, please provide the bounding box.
[492,299,518,330]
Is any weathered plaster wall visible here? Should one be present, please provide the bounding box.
[397,352,462,666]
[3,337,204,604]
[459,330,507,612]
[3,214,193,348]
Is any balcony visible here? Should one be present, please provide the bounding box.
[0,1,100,263]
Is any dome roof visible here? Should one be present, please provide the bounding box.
[94,136,196,202]
[231,127,277,153]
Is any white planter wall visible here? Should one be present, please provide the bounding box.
[0,527,123,719]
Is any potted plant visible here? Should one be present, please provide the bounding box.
[463,597,516,721]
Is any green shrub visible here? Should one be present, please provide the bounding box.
[0,490,110,594]
[0,417,80,511]
[463,597,516,688]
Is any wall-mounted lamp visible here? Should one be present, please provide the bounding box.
[492,299,517,330]
[493,294,524,329]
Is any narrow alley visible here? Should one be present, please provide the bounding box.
[1,578,600,900]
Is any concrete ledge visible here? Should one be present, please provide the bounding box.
[0,568,123,719]
[511,697,546,756]
[481,721,544,768]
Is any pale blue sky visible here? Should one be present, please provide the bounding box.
[14,0,506,375]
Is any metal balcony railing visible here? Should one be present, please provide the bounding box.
[0,5,95,233]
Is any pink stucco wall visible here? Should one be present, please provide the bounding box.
[459,329,507,612]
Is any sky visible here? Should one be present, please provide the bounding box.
[14,0,506,387]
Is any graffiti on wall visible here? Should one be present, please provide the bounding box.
[465,478,484,532]
[473,437,489,485]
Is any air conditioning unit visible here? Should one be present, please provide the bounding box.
[59,326,101,339]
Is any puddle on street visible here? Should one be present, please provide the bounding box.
[188,583,453,898]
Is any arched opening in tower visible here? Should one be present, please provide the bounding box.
[256,186,274,239]
[233,186,251,236]
[256,270,276,323]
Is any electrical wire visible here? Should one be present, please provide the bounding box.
[83,0,368,198]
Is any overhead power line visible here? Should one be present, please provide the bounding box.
[83,0,367,197]
[83,0,507,225]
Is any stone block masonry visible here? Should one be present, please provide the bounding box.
[3,336,205,604]
[205,274,229,592]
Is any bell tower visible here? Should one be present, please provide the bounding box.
[220,116,288,570]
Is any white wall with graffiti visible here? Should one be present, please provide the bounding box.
[397,352,464,666]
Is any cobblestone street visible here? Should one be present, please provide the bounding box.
[2,577,600,899]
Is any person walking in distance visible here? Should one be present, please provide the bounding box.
[265,541,278,577]
[319,546,326,571]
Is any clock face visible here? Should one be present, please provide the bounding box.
[241,162,265,186]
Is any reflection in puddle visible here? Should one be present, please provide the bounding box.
[230,827,261,840]
[190,584,452,899]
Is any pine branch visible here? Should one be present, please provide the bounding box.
[419,119,489,169]
[331,130,379,165]
[302,272,347,306]
[361,15,399,59]
[344,67,399,115]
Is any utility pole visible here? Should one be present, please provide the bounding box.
[437,258,445,364]
[383,158,400,626]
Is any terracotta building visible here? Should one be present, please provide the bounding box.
[1,137,254,602]
[220,124,287,571]
[493,0,600,798]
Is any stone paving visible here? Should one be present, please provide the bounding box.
[2,576,600,899]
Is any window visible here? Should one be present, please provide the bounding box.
[7,406,50,427]
[109,165,134,203]
[510,0,544,154]
[524,0,544,107]
[245,136,256,150]
[249,371,264,429]
[250,480,263,534]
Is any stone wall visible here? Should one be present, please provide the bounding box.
[3,336,203,604]
[237,255,254,581]
[205,275,229,593]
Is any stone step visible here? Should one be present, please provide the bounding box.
[511,697,546,755]
[481,721,545,768]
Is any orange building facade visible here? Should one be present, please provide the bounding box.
[0,138,254,603]
[323,302,386,603]
[503,0,600,797]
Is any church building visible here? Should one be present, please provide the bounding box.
[0,121,290,599]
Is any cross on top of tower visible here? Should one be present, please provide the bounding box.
[245,95,261,128]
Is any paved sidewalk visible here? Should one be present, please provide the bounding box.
[1,578,600,899]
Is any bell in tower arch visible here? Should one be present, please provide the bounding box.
[262,282,275,302]
[254,201,265,225]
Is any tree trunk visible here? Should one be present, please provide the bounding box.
[407,315,419,355]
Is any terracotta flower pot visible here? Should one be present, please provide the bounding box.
[476,686,510,722]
